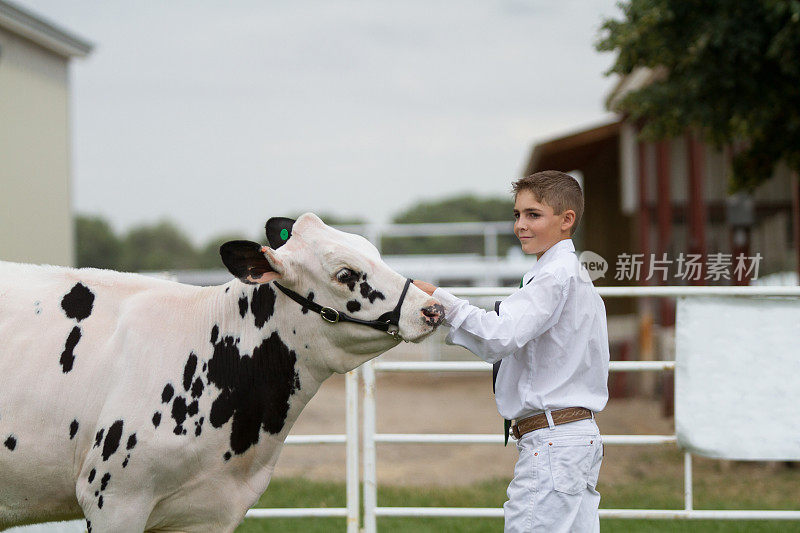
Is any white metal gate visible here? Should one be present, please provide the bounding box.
[358,285,800,531]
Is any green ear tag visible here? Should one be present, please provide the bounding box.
[280,229,289,241]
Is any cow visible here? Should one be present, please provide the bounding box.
[0,213,444,532]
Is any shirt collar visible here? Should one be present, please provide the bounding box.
[528,239,575,277]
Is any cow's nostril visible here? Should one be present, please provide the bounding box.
[421,304,445,326]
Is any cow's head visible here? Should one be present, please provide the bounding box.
[220,213,443,373]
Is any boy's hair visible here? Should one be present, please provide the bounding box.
[512,170,584,235]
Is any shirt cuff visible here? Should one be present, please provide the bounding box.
[432,287,465,327]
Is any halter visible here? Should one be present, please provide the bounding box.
[265,216,412,340]
[273,278,413,339]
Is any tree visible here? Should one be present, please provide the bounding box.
[197,233,250,269]
[75,215,124,270]
[383,194,517,255]
[121,220,198,272]
[597,0,800,191]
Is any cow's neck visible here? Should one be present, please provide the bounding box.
[199,280,338,496]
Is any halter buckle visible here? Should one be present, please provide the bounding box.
[386,323,400,337]
[320,307,340,323]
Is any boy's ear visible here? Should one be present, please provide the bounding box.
[220,240,283,284]
[561,210,576,234]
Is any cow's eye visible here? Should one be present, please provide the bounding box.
[336,268,359,284]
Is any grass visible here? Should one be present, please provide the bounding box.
[235,447,800,532]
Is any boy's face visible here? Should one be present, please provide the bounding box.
[513,190,574,257]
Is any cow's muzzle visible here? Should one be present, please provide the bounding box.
[421,302,445,327]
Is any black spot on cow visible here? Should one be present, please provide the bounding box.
[126,434,137,450]
[207,330,301,455]
[86,520,92,533]
[60,326,81,373]
[94,429,104,448]
[191,377,204,398]
[97,495,104,509]
[362,273,367,281]
[69,419,79,439]
[88,468,96,483]
[195,417,205,436]
[152,412,161,428]
[359,281,385,303]
[346,300,361,313]
[4,435,16,451]
[347,281,356,291]
[162,383,174,403]
[301,292,314,314]
[211,325,219,344]
[251,284,276,328]
[202,362,207,372]
[292,329,296,335]
[122,454,130,468]
[225,287,230,293]
[238,296,248,318]
[305,344,309,349]
[224,451,232,461]
[171,396,188,435]
[187,400,199,417]
[183,354,198,391]
[102,420,123,461]
[61,283,95,322]
[100,472,111,491]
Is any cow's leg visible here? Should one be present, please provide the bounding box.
[77,483,151,533]
[81,502,151,533]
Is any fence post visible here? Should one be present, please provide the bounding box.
[684,452,693,511]
[345,369,360,533]
[363,360,377,533]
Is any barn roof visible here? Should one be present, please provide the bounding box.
[523,118,622,175]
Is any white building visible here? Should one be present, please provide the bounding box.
[0,0,92,266]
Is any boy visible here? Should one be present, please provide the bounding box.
[414,171,609,532]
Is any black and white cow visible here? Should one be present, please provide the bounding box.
[0,213,443,532]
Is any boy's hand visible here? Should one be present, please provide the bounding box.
[413,280,438,296]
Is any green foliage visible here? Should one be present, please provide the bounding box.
[384,194,517,255]
[196,233,250,269]
[120,220,199,272]
[392,195,513,224]
[73,195,518,272]
[597,0,800,191]
[75,215,123,270]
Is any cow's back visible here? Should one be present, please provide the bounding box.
[0,261,207,527]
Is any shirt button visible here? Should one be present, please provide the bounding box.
[549,442,553,446]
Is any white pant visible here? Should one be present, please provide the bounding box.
[504,417,603,533]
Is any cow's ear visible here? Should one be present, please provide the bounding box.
[220,240,282,284]
[265,217,296,249]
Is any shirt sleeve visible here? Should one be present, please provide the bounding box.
[432,273,567,364]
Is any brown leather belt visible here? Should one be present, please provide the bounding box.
[511,407,593,439]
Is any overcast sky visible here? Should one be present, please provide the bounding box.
[17,0,621,244]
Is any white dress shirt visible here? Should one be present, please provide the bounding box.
[433,239,610,421]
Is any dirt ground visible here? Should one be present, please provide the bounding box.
[274,371,675,487]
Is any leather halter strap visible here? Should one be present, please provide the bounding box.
[273,277,413,337]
